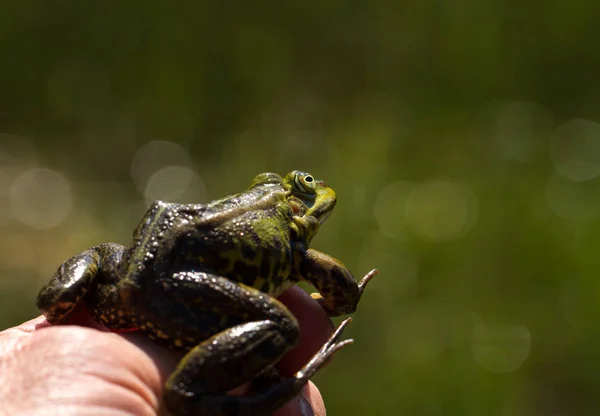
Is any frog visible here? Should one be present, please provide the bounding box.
[36,170,377,416]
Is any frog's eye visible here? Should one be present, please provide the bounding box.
[293,172,317,195]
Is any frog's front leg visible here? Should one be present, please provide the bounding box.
[297,248,378,317]
[36,242,125,324]
[149,271,352,416]
[291,215,320,244]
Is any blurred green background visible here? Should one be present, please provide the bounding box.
[2,1,600,414]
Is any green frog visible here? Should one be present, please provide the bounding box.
[36,170,377,416]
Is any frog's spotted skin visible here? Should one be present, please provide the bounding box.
[36,170,377,416]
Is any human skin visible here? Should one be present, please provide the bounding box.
[0,286,333,416]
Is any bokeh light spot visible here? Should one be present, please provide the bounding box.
[550,118,600,182]
[9,168,72,229]
[472,323,531,373]
[144,165,206,205]
[559,281,598,329]
[131,140,193,193]
[405,180,478,241]
[0,134,38,167]
[373,181,414,240]
[387,300,481,371]
[471,101,552,162]
[0,168,11,196]
[545,173,600,221]
[0,169,12,226]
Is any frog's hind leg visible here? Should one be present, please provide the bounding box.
[36,243,124,324]
[167,322,352,416]
[155,271,351,416]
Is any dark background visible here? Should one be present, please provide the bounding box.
[2,1,600,414]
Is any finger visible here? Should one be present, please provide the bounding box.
[30,307,117,332]
[5,315,47,333]
[123,331,253,407]
[275,382,326,416]
[6,311,106,336]
[277,286,335,375]
[26,286,335,413]
[7,324,162,416]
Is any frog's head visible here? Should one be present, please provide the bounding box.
[283,170,336,224]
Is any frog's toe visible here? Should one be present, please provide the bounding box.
[358,268,379,297]
[294,317,354,383]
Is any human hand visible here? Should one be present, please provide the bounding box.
[0,286,332,416]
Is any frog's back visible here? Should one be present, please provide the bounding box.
[124,182,295,295]
[168,187,296,294]
[122,200,179,280]
[127,183,279,258]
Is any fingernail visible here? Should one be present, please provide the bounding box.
[299,395,315,416]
